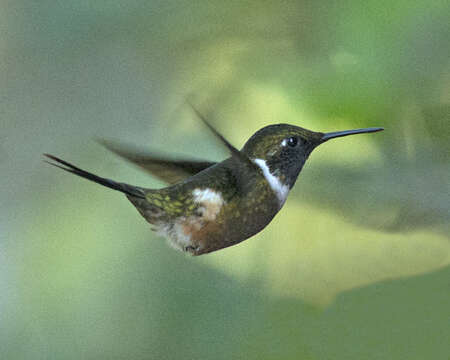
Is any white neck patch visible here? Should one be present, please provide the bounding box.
[252,158,290,206]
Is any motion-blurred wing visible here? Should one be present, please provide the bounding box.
[98,139,216,185]
[187,101,259,172]
[187,101,242,157]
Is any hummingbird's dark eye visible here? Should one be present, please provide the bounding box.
[287,137,298,147]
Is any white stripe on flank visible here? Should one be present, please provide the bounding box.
[192,188,224,221]
[253,158,290,206]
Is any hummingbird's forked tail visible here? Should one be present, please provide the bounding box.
[43,154,145,199]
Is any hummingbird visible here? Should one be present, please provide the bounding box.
[44,109,383,255]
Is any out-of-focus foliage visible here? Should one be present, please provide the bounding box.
[1,1,449,359]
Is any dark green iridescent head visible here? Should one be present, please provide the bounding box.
[242,124,383,188]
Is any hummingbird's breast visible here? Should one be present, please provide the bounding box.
[130,158,281,255]
[208,173,281,254]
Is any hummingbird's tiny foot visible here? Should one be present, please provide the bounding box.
[184,245,199,254]
[195,208,204,217]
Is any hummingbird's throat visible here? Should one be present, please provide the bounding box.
[252,159,290,206]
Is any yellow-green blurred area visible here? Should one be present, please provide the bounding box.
[1,0,449,359]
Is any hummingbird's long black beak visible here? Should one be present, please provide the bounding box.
[321,127,384,142]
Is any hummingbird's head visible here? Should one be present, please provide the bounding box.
[242,124,383,190]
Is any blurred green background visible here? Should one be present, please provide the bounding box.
[1,1,449,359]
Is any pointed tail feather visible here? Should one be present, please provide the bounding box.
[43,154,145,199]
